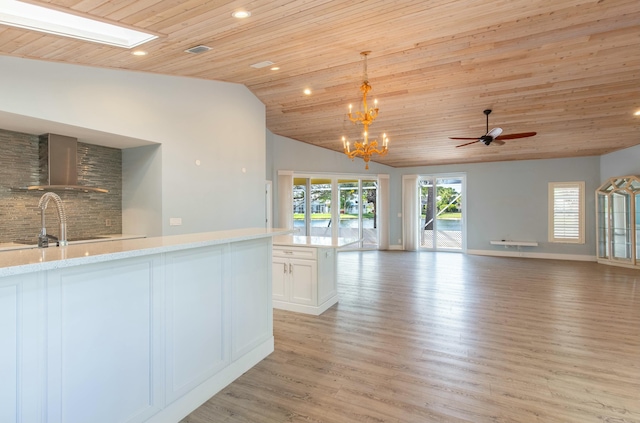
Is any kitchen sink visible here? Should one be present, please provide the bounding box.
[12,236,110,246]
[2,235,142,252]
[67,236,110,242]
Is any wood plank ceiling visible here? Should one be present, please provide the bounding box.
[1,0,639,167]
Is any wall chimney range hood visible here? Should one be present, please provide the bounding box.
[26,134,108,193]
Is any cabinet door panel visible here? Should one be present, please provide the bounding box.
[272,257,288,301]
[0,281,18,423]
[231,239,272,360]
[317,249,337,304]
[165,245,227,403]
[289,259,317,305]
[46,258,161,423]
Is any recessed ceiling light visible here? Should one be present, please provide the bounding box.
[635,110,640,116]
[232,10,251,19]
[132,50,148,56]
[270,66,280,71]
[0,0,157,48]
[304,89,312,95]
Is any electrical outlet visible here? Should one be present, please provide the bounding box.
[169,217,182,226]
[105,219,112,227]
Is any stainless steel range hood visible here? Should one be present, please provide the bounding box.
[26,134,108,193]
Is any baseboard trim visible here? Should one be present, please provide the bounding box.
[273,296,338,316]
[467,249,597,262]
[146,337,274,423]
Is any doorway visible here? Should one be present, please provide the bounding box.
[419,175,465,251]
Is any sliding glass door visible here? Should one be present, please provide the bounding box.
[292,175,379,249]
[419,175,465,251]
[362,180,378,249]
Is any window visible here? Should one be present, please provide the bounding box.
[548,182,585,243]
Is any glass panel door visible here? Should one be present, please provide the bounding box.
[611,191,631,260]
[597,193,609,259]
[636,193,640,261]
[310,179,332,237]
[420,178,435,249]
[435,177,463,250]
[338,179,360,242]
[293,178,307,236]
[420,175,464,251]
[362,180,378,248]
[290,175,380,249]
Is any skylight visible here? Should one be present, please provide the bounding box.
[0,0,157,48]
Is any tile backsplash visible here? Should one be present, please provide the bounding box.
[0,128,122,243]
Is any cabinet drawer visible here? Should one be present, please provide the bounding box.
[273,246,317,260]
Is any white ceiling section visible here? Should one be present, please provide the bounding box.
[0,0,638,167]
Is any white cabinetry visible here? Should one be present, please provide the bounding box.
[0,231,279,423]
[272,245,337,315]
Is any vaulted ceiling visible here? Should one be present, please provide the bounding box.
[1,0,639,167]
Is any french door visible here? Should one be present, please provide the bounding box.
[292,175,379,249]
[419,175,465,251]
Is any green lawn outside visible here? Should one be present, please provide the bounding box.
[294,213,374,220]
[437,212,461,219]
[293,212,460,220]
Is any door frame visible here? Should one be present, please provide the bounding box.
[418,173,467,252]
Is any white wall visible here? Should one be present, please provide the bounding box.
[269,131,604,258]
[0,56,266,235]
[600,144,640,182]
[399,157,600,257]
[122,144,163,236]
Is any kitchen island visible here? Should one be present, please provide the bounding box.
[0,228,290,423]
[272,235,359,315]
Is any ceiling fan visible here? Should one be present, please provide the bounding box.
[450,109,537,148]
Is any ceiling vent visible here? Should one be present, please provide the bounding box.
[250,60,274,69]
[185,45,212,54]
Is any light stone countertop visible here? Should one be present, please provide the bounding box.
[273,235,361,249]
[0,228,292,277]
[0,234,145,252]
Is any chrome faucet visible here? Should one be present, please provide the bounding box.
[37,192,68,248]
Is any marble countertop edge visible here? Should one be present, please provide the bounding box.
[0,228,293,277]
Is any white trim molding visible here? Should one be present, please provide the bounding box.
[468,249,596,262]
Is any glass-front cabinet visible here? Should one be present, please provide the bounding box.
[596,175,640,268]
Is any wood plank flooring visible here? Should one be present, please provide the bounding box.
[180,251,640,423]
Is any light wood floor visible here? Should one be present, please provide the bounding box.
[181,251,640,423]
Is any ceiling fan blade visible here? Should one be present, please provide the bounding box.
[449,136,480,140]
[455,140,480,148]
[495,131,537,140]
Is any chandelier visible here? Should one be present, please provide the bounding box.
[342,51,388,169]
